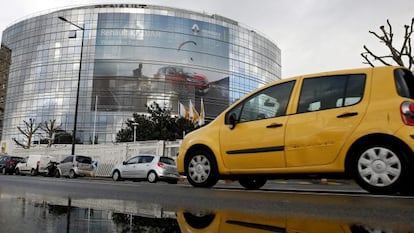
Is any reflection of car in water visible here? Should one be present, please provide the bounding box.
[154,66,209,94]
[176,209,398,233]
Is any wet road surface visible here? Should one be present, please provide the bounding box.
[0,175,413,233]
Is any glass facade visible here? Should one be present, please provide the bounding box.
[1,4,281,144]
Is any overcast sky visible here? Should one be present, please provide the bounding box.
[1,0,413,78]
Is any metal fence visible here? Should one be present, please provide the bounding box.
[7,140,182,177]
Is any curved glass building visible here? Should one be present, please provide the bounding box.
[1,4,281,144]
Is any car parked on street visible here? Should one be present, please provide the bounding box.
[111,154,180,184]
[56,155,95,178]
[15,154,56,176]
[0,155,24,175]
[177,66,414,195]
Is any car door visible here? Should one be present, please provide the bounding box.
[285,74,367,167]
[219,81,295,170]
[59,156,73,176]
[19,156,30,173]
[122,156,139,178]
[135,156,154,178]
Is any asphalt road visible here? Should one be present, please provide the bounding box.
[0,175,413,232]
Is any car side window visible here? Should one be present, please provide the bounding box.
[297,74,365,113]
[62,156,73,163]
[225,81,295,124]
[139,156,154,164]
[127,156,139,164]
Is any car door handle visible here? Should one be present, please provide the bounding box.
[337,112,358,118]
[266,123,283,128]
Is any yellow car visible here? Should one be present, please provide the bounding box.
[177,66,414,195]
[176,209,396,233]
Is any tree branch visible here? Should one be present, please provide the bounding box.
[362,45,392,66]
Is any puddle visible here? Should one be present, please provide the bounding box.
[0,192,412,233]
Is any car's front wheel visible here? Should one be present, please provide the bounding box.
[352,143,411,195]
[185,150,219,188]
[147,171,158,183]
[239,177,267,190]
[112,170,122,181]
[69,170,76,179]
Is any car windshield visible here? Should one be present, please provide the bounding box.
[76,156,92,164]
[159,157,176,165]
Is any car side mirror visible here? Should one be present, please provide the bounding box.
[228,113,237,130]
[122,161,127,165]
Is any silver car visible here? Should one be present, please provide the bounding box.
[111,154,180,184]
[56,155,95,178]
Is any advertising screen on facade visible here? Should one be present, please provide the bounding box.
[93,13,230,118]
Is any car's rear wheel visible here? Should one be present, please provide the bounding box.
[352,143,410,195]
[147,171,158,183]
[112,170,122,181]
[238,177,267,190]
[69,170,76,179]
[185,150,219,188]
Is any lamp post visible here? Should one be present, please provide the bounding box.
[58,16,85,155]
[132,122,139,142]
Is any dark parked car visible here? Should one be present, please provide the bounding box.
[0,155,25,175]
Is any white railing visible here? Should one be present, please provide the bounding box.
[6,140,182,177]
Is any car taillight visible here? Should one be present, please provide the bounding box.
[157,162,164,168]
[401,101,414,126]
[7,160,14,165]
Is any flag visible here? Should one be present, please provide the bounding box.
[189,99,199,123]
[198,98,205,126]
[179,102,189,119]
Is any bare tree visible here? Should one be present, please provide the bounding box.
[361,17,414,71]
[40,119,62,147]
[12,118,41,149]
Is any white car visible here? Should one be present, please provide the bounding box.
[15,154,56,176]
[111,154,180,184]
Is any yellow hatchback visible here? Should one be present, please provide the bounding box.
[177,66,414,195]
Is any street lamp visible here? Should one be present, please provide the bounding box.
[58,16,85,155]
[132,122,139,142]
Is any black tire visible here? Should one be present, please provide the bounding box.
[185,150,219,188]
[183,212,216,229]
[69,170,76,179]
[351,143,411,195]
[147,171,158,183]
[238,177,267,190]
[112,170,122,181]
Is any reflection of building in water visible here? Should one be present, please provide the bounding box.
[1,4,281,143]
[0,193,180,232]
